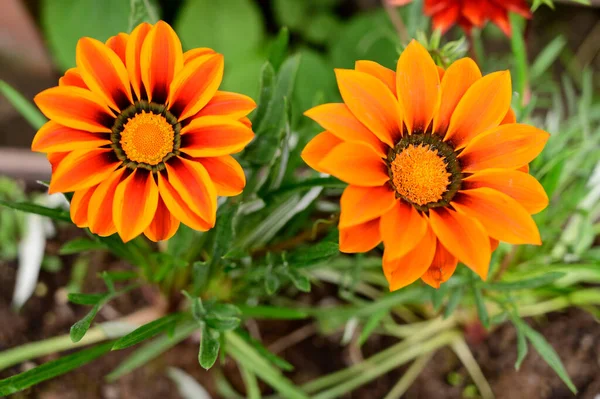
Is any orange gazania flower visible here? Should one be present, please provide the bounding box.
[32,21,256,242]
[301,40,549,290]
[388,0,532,37]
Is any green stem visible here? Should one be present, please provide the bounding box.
[0,325,108,371]
[311,330,461,399]
[383,352,434,399]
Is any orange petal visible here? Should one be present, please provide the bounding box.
[304,103,387,157]
[452,188,541,245]
[380,200,428,261]
[458,124,550,172]
[490,237,499,252]
[168,53,224,121]
[197,155,246,197]
[501,108,516,124]
[339,185,396,228]
[141,21,183,103]
[339,218,381,253]
[428,207,491,280]
[301,131,343,174]
[462,0,486,26]
[421,240,458,288]
[47,152,69,174]
[113,169,159,242]
[106,33,129,65]
[195,91,257,120]
[34,86,115,133]
[48,148,120,194]
[355,60,396,96]
[144,196,180,242]
[437,66,445,80]
[383,225,436,291]
[319,142,389,186]
[183,47,217,65]
[126,22,152,101]
[88,168,126,237]
[396,40,441,133]
[433,58,482,134]
[180,116,254,157]
[32,121,110,153]
[165,157,217,227]
[157,172,212,231]
[70,185,96,228]
[463,169,548,214]
[518,164,530,173]
[444,71,512,149]
[59,68,87,89]
[335,69,402,147]
[76,37,132,111]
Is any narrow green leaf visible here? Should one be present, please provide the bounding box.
[285,269,311,292]
[67,292,107,306]
[205,304,241,332]
[431,283,449,312]
[0,81,47,129]
[358,308,387,347]
[237,305,309,320]
[530,35,567,80]
[250,62,276,128]
[112,314,183,350]
[518,320,577,393]
[236,330,294,371]
[60,237,105,255]
[0,200,71,222]
[509,13,528,107]
[0,342,113,396]
[107,322,197,381]
[471,284,489,329]
[485,272,565,291]
[100,270,138,282]
[199,325,220,370]
[128,0,159,32]
[265,177,345,200]
[70,303,102,343]
[265,274,280,295]
[512,317,528,370]
[288,241,340,267]
[268,27,289,72]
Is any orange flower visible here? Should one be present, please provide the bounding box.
[32,21,256,242]
[388,0,531,37]
[301,40,549,290]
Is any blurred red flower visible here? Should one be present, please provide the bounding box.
[386,0,531,37]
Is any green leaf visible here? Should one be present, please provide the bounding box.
[176,0,265,65]
[485,272,565,291]
[41,0,129,70]
[112,314,183,350]
[516,319,577,393]
[512,316,528,370]
[236,330,294,371]
[237,305,309,320]
[107,322,198,381]
[0,200,71,222]
[530,35,567,81]
[60,237,105,255]
[68,292,107,305]
[0,81,47,129]
[205,304,241,332]
[0,342,113,396]
[285,269,311,292]
[288,241,339,267]
[70,303,102,343]
[100,270,138,282]
[509,13,528,107]
[269,28,289,72]
[212,204,238,262]
[358,308,387,347]
[292,50,336,124]
[199,325,220,370]
[250,62,276,129]
[265,274,281,295]
[273,0,309,30]
[471,284,489,329]
[265,177,345,200]
[128,0,159,32]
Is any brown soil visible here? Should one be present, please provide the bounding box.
[1,228,599,399]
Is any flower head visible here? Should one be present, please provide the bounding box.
[301,40,549,290]
[32,21,256,242]
[388,0,531,37]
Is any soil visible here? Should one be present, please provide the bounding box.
[1,227,600,399]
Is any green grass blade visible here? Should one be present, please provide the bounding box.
[112,314,183,350]
[0,81,46,129]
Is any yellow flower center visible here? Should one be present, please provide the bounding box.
[120,111,174,165]
[390,144,451,206]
